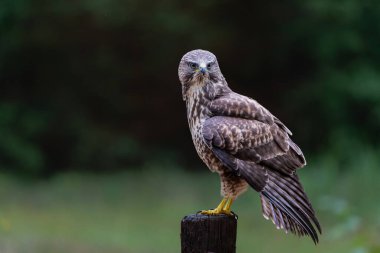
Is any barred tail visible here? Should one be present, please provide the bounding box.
[260,171,321,244]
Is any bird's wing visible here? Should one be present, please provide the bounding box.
[202,111,321,243]
[209,92,305,174]
[210,91,297,149]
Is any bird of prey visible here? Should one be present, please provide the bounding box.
[178,49,321,243]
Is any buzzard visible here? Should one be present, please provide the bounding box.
[178,49,321,243]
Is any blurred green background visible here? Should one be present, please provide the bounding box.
[1,0,380,252]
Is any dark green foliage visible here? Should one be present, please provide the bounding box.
[0,0,379,174]
[0,103,47,173]
[286,0,380,152]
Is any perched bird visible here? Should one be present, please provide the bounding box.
[178,49,321,243]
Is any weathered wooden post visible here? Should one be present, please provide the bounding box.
[181,213,238,253]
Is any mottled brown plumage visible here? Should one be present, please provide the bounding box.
[178,49,321,243]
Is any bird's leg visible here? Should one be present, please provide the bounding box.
[200,198,233,215]
[223,198,234,214]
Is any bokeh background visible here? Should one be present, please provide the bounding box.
[1,0,380,252]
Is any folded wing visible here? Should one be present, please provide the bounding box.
[203,93,321,243]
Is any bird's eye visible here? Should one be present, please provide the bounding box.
[207,63,212,70]
[189,62,197,69]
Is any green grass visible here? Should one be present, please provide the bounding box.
[0,155,379,253]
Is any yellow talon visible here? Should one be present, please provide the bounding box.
[200,198,234,215]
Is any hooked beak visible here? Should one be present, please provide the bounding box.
[199,62,207,75]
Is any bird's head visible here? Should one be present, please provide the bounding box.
[178,49,223,100]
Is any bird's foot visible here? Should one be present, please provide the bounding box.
[200,208,232,216]
[198,198,234,216]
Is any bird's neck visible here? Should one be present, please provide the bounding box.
[185,80,228,128]
[186,83,211,122]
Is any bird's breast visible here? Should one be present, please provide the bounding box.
[185,91,223,173]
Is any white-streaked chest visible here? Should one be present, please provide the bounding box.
[186,86,211,138]
[185,85,223,172]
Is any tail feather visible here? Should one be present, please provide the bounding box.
[270,172,316,223]
[260,170,321,244]
[261,194,306,236]
[262,190,318,243]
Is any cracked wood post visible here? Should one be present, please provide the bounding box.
[181,213,238,253]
